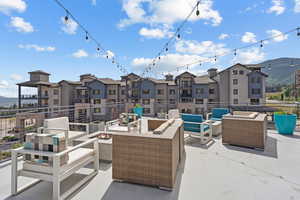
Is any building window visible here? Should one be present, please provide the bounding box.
[156,99,163,104]
[233,79,238,85]
[157,89,164,95]
[144,108,151,114]
[250,99,260,105]
[252,88,261,94]
[208,99,214,104]
[94,108,101,113]
[196,88,204,95]
[169,89,176,95]
[232,70,238,75]
[169,99,176,104]
[239,70,244,75]
[196,99,204,104]
[44,91,48,97]
[233,89,238,95]
[233,99,239,104]
[108,90,116,95]
[142,99,150,105]
[182,80,191,87]
[93,90,100,95]
[251,77,255,84]
[256,77,261,83]
[94,99,101,104]
[181,98,193,103]
[142,89,150,95]
[53,99,59,105]
[53,89,59,95]
[209,89,215,94]
[131,99,139,103]
[121,90,125,95]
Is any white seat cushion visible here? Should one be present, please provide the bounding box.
[23,148,94,174]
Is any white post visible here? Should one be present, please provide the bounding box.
[11,150,18,195]
[93,140,99,171]
[53,155,61,200]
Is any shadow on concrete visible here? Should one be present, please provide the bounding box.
[101,153,186,200]
[184,136,216,149]
[224,136,278,158]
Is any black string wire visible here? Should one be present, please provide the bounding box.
[53,0,128,74]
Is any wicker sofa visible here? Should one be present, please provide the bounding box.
[112,118,184,189]
[222,112,267,149]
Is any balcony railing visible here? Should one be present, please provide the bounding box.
[20,94,38,99]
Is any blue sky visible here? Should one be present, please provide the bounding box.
[0,0,299,97]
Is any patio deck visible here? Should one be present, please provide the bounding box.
[1,130,300,200]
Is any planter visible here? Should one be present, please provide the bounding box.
[274,114,297,135]
[133,107,143,117]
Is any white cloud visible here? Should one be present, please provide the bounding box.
[10,74,23,81]
[232,48,265,64]
[91,0,97,5]
[10,17,34,33]
[266,29,288,42]
[295,0,300,13]
[18,44,56,52]
[218,33,229,40]
[0,80,9,88]
[0,0,26,14]
[72,49,88,58]
[132,53,209,74]
[61,17,78,35]
[119,0,222,28]
[241,32,257,43]
[139,27,173,39]
[268,0,285,15]
[175,40,229,56]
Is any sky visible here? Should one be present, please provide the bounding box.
[0,0,299,97]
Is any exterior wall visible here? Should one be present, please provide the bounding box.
[248,72,263,98]
[87,81,107,99]
[219,70,230,107]
[30,74,49,82]
[154,83,168,114]
[229,65,251,106]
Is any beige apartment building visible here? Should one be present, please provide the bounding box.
[17,63,268,122]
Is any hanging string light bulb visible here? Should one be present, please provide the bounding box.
[297,28,300,36]
[97,46,100,52]
[85,31,89,40]
[64,10,69,22]
[214,56,217,62]
[199,62,202,66]
[196,1,200,16]
[234,49,237,56]
[177,33,181,39]
[260,40,264,48]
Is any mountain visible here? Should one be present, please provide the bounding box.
[0,96,18,107]
[260,57,300,87]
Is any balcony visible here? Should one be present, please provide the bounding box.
[20,94,38,99]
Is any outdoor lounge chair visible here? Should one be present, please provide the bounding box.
[181,114,213,145]
[206,108,230,121]
[37,117,89,146]
[11,132,99,200]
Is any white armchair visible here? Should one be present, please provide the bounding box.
[11,138,99,200]
[38,117,89,145]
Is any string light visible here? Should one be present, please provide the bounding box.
[53,0,128,75]
[177,33,181,39]
[157,26,299,76]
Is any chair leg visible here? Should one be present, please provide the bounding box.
[11,151,18,195]
[53,177,60,200]
[94,141,99,171]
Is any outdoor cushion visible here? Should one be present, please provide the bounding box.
[183,123,209,132]
[211,108,230,119]
[210,117,222,121]
[181,114,204,123]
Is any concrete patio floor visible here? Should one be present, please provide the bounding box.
[1,130,300,200]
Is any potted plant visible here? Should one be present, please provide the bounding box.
[133,104,143,117]
[274,111,297,135]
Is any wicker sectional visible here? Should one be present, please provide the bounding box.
[222,112,267,149]
[112,119,184,189]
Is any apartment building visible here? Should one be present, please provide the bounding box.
[17,63,267,121]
